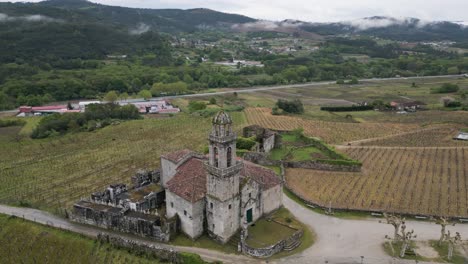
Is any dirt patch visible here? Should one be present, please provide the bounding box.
[415,241,439,259]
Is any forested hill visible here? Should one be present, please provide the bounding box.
[0,0,256,63]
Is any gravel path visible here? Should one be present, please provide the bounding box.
[1,195,468,264]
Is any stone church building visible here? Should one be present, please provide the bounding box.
[162,111,282,243]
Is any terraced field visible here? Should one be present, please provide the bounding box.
[286,146,468,217]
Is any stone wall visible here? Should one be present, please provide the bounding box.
[97,233,182,263]
[71,202,177,243]
[243,152,281,166]
[240,228,303,258]
[262,184,283,215]
[166,190,204,239]
[284,160,361,172]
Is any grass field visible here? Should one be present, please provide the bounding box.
[0,113,246,212]
[286,146,468,217]
[0,214,167,264]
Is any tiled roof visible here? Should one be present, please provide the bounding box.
[241,161,282,190]
[166,157,207,203]
[166,154,281,203]
[162,149,194,164]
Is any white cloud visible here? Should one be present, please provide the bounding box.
[0,12,62,23]
[342,17,431,31]
[129,23,150,34]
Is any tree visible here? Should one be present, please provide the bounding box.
[398,222,417,258]
[120,92,129,102]
[209,97,217,105]
[382,213,405,241]
[104,91,118,103]
[445,231,462,260]
[432,216,454,246]
[138,90,152,100]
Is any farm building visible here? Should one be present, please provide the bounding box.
[390,100,426,112]
[17,105,79,117]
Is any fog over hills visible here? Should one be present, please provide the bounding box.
[0,0,467,42]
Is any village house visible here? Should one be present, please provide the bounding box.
[390,100,426,112]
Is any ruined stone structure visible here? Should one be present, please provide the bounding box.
[163,111,283,243]
[243,125,280,153]
[71,170,177,242]
[72,111,282,245]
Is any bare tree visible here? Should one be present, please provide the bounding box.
[399,222,417,258]
[445,231,462,260]
[382,213,405,241]
[432,216,455,246]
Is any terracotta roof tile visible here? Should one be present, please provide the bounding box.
[167,157,207,203]
[241,161,282,190]
[166,154,281,203]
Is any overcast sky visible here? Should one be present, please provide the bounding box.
[3,0,468,22]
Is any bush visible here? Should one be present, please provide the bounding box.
[320,105,374,112]
[236,137,257,150]
[446,101,462,107]
[276,99,304,114]
[431,83,460,94]
[0,119,26,127]
[188,101,207,112]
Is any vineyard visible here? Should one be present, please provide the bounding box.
[0,214,165,263]
[245,107,419,144]
[0,113,246,212]
[359,126,468,147]
[286,146,468,217]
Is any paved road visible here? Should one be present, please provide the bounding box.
[116,74,465,103]
[2,195,468,263]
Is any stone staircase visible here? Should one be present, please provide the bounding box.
[283,238,302,251]
[228,231,241,248]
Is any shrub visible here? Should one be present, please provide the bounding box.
[431,83,460,94]
[188,101,207,112]
[320,105,373,112]
[276,99,304,114]
[236,137,257,150]
[446,101,462,108]
[0,119,26,127]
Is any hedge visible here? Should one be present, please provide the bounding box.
[320,105,374,112]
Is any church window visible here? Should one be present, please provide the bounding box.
[227,147,232,167]
[210,202,213,209]
[184,210,187,216]
[249,193,251,198]
[214,147,218,167]
[229,204,232,210]
[171,202,174,208]
[213,224,215,229]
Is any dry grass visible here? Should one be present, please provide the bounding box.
[286,147,468,217]
[245,107,419,144]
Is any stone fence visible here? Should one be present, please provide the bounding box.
[97,233,182,263]
[240,224,303,258]
[243,152,360,172]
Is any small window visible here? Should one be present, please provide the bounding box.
[213,224,215,229]
[184,210,187,216]
[210,202,213,209]
[171,202,174,208]
[229,204,232,209]
[249,193,251,198]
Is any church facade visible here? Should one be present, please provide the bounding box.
[163,111,282,243]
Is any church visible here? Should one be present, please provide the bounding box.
[162,111,283,243]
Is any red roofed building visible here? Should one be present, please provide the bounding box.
[162,111,282,242]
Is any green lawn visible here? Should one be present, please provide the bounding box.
[246,218,297,248]
[291,146,322,161]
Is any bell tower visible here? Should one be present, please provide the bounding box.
[205,111,242,243]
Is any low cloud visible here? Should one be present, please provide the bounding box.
[129,23,150,35]
[232,19,303,31]
[341,17,430,30]
[0,13,62,23]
